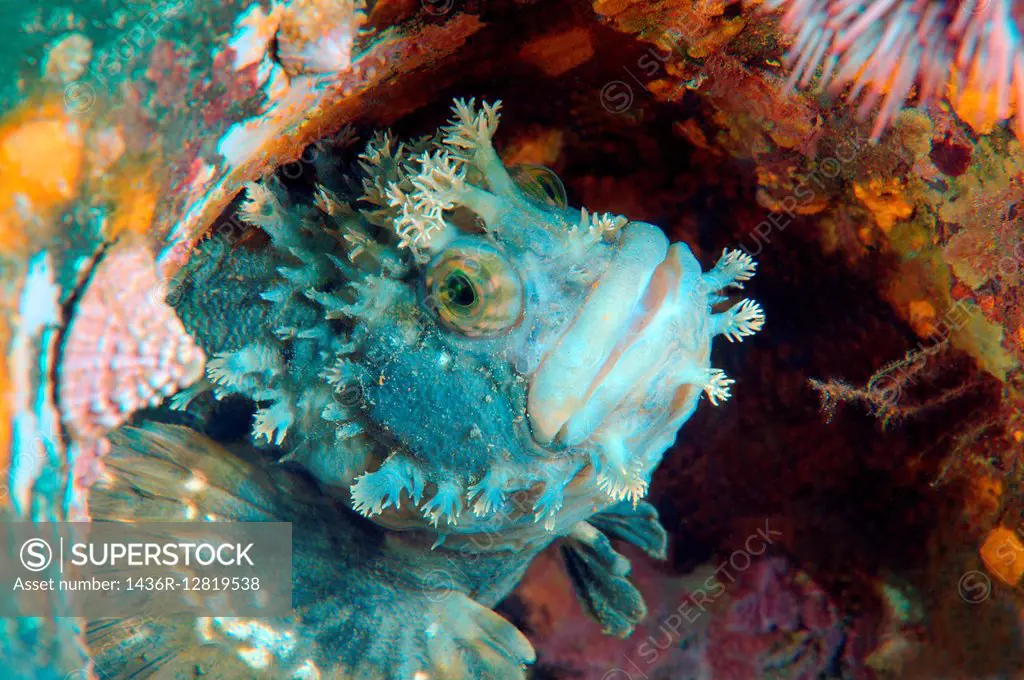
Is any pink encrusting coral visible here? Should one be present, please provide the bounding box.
[58,243,205,441]
[766,0,1024,140]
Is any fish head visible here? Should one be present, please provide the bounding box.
[343,100,763,535]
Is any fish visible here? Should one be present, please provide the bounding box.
[83,98,765,679]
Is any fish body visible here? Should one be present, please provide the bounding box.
[84,99,764,679]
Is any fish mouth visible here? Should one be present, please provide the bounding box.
[527,222,706,451]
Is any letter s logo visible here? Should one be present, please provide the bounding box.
[20,539,53,572]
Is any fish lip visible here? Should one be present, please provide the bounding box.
[526,223,682,448]
[555,244,689,447]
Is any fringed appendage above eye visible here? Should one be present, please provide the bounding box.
[358,98,520,261]
[442,98,516,198]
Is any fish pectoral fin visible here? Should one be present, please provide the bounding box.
[87,422,536,680]
[329,574,535,680]
[589,500,669,561]
[88,592,535,680]
[406,591,535,680]
[561,521,648,638]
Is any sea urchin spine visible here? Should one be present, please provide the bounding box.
[767,0,1024,140]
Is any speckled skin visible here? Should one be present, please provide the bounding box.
[96,100,763,679]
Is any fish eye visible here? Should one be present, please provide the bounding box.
[425,243,523,337]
